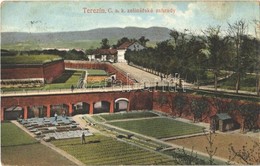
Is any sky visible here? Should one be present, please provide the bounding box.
[1,1,259,35]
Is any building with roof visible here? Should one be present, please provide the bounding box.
[210,113,234,132]
[88,48,118,62]
[117,41,145,63]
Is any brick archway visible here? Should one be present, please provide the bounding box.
[114,98,129,112]
[93,101,111,114]
[4,106,24,120]
[72,102,90,115]
[28,105,47,118]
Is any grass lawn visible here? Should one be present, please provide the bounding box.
[87,69,108,76]
[1,122,38,147]
[1,55,62,64]
[167,133,259,164]
[2,70,84,92]
[219,73,257,92]
[1,122,74,165]
[108,118,205,139]
[51,134,176,165]
[96,111,158,121]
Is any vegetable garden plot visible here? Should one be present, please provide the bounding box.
[52,134,176,165]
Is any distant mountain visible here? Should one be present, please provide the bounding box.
[1,27,172,44]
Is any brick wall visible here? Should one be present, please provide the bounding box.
[1,60,65,83]
[65,61,134,85]
[43,60,65,83]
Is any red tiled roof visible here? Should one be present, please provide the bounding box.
[117,41,136,50]
[93,49,118,55]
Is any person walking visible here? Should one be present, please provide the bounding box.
[81,132,86,144]
[54,112,58,121]
[71,85,74,92]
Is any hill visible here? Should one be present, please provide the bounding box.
[1,27,172,45]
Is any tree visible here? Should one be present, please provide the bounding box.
[235,103,260,132]
[100,38,110,49]
[138,36,149,47]
[201,26,230,91]
[170,30,179,47]
[204,131,218,164]
[190,97,209,122]
[228,140,260,164]
[113,37,131,48]
[173,94,187,117]
[228,20,249,93]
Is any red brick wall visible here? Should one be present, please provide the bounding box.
[1,88,259,128]
[1,91,149,111]
[65,61,134,85]
[1,65,44,79]
[152,91,260,128]
[43,60,65,83]
[1,60,65,83]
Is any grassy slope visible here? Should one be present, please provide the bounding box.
[108,118,204,139]
[1,55,62,64]
[1,122,74,165]
[1,122,37,146]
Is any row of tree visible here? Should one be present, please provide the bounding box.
[125,20,260,95]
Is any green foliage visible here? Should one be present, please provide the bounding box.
[51,135,176,165]
[108,118,204,138]
[100,38,110,49]
[190,97,209,122]
[219,73,257,92]
[174,94,187,116]
[165,147,208,165]
[236,103,260,131]
[1,122,38,147]
[1,55,62,64]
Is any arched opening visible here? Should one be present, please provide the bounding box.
[4,106,23,120]
[72,102,90,115]
[28,106,47,118]
[114,98,129,112]
[93,101,110,114]
[50,104,69,117]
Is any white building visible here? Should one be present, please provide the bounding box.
[117,41,145,63]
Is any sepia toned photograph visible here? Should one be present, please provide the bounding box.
[1,0,259,165]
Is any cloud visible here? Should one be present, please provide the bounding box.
[198,2,235,21]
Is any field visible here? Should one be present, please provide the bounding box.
[95,111,159,121]
[1,122,74,165]
[108,118,205,139]
[167,133,259,164]
[1,55,62,64]
[51,134,176,165]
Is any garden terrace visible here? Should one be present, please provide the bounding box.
[108,118,205,139]
[51,134,176,165]
[1,55,62,64]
